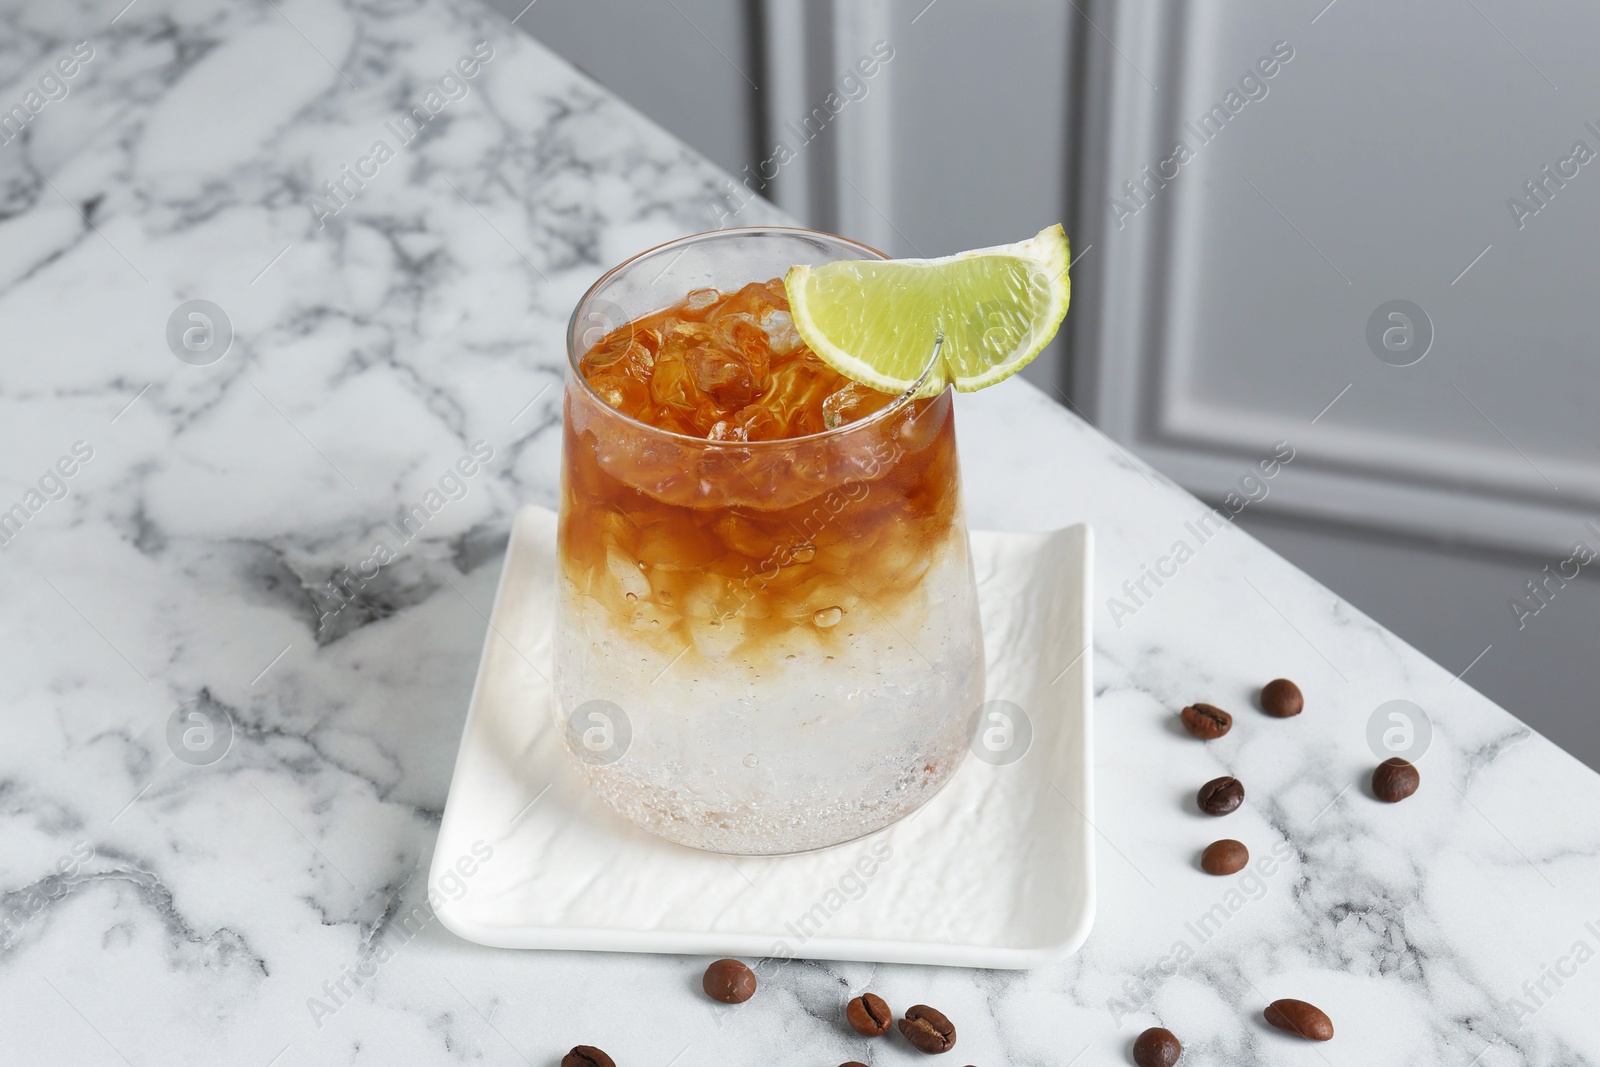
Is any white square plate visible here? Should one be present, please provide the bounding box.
[431,506,1094,969]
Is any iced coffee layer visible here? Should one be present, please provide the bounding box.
[564,275,964,655]
[558,395,962,657]
[578,278,898,441]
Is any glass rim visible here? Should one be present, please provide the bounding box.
[564,226,946,450]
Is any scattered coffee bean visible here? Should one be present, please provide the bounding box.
[1132,1026,1183,1067]
[1197,775,1244,816]
[562,1047,615,1067]
[898,1004,957,1053]
[1200,839,1249,875]
[702,958,756,1004]
[846,992,892,1036]
[1372,757,1420,802]
[1260,678,1303,718]
[840,1062,870,1067]
[1180,703,1232,740]
[1264,999,1334,1041]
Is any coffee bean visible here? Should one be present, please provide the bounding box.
[1200,838,1249,875]
[846,992,892,1036]
[1180,703,1232,740]
[898,1004,956,1053]
[562,1047,615,1067]
[701,958,756,1004]
[1260,678,1303,718]
[1197,775,1244,816]
[840,1062,870,1067]
[1132,1026,1183,1067]
[1264,998,1334,1041]
[1372,757,1419,802]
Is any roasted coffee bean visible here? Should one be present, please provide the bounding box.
[1132,1026,1183,1067]
[1372,757,1420,802]
[898,1004,956,1053]
[1197,775,1244,816]
[701,958,756,1003]
[1200,838,1249,875]
[846,992,892,1036]
[1260,678,1304,718]
[840,1062,870,1067]
[1265,998,1333,1040]
[1180,703,1232,740]
[562,1047,615,1067]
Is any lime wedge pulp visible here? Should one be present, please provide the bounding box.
[784,224,1070,396]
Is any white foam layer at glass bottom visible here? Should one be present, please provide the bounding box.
[554,539,986,854]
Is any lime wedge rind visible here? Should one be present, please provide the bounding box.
[785,224,1070,397]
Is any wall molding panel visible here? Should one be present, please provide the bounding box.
[1070,0,1600,557]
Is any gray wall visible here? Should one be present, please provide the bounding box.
[496,0,1076,393]
[1068,0,1600,771]
[497,0,1600,772]
[499,0,759,179]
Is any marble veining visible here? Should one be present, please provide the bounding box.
[1,0,1598,1064]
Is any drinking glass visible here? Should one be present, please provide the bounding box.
[556,228,985,855]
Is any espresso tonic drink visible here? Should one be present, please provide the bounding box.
[556,229,985,855]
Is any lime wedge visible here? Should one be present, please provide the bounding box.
[785,224,1070,395]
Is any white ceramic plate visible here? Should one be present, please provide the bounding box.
[431,506,1094,969]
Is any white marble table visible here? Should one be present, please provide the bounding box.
[2,1,1598,1064]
